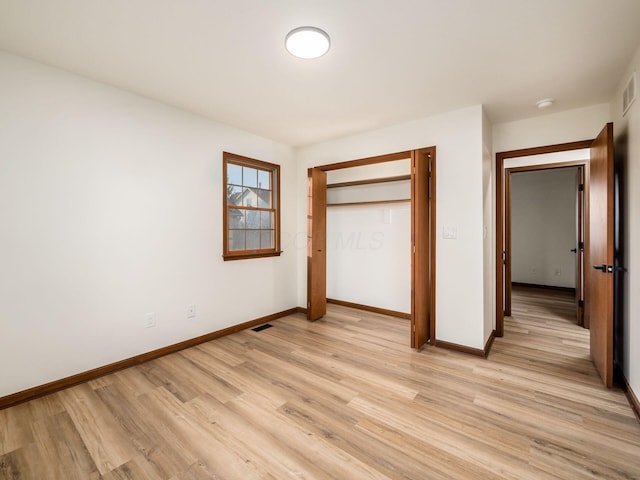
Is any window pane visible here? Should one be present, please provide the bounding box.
[246,230,260,250]
[260,230,273,249]
[246,210,260,229]
[243,167,258,188]
[229,230,245,251]
[227,185,243,206]
[229,209,245,228]
[260,211,272,229]
[258,169,270,190]
[242,187,255,207]
[256,188,271,208]
[227,163,242,186]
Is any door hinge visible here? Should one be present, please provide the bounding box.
[578,183,584,192]
[413,245,416,254]
[413,324,416,333]
[578,241,584,250]
[578,300,584,307]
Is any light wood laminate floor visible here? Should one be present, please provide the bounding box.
[1,287,639,479]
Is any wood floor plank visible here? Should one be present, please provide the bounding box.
[142,386,274,480]
[94,382,196,479]
[242,347,358,404]
[1,286,639,479]
[279,397,459,480]
[348,393,546,479]
[30,411,102,480]
[167,459,226,480]
[100,456,163,480]
[57,384,137,475]
[186,398,331,479]
[0,406,34,456]
[354,415,508,480]
[0,444,50,480]
[110,364,162,397]
[225,392,393,480]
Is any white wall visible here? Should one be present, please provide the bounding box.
[511,168,578,288]
[296,106,487,349]
[493,103,611,153]
[327,203,411,313]
[482,108,494,343]
[610,42,640,399]
[0,52,298,397]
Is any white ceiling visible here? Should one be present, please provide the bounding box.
[1,0,640,146]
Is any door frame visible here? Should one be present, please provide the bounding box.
[308,148,436,347]
[495,140,592,336]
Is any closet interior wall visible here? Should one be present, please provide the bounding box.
[326,160,412,315]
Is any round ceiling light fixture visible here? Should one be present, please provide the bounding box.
[285,26,330,59]
[536,98,555,109]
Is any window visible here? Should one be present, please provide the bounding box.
[223,152,281,260]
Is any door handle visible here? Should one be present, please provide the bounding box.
[593,264,626,273]
[570,248,577,253]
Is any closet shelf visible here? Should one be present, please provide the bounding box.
[326,174,411,189]
[327,199,410,207]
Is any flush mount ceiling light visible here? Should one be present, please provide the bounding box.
[285,26,330,59]
[536,98,555,109]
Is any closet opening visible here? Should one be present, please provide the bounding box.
[307,148,436,349]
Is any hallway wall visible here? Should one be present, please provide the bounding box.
[511,168,578,289]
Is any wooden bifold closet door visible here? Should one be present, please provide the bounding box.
[411,148,433,348]
[307,168,327,321]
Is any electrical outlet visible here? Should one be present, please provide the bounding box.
[187,304,196,318]
[145,312,156,328]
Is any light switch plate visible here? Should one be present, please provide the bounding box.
[145,312,156,328]
[443,225,457,239]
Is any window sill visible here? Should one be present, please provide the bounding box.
[223,251,283,261]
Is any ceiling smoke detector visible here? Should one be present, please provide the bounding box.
[536,98,554,109]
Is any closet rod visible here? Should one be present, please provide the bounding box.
[327,199,410,207]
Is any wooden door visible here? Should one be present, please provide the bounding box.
[411,148,431,348]
[307,168,327,321]
[575,166,585,326]
[587,123,614,387]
